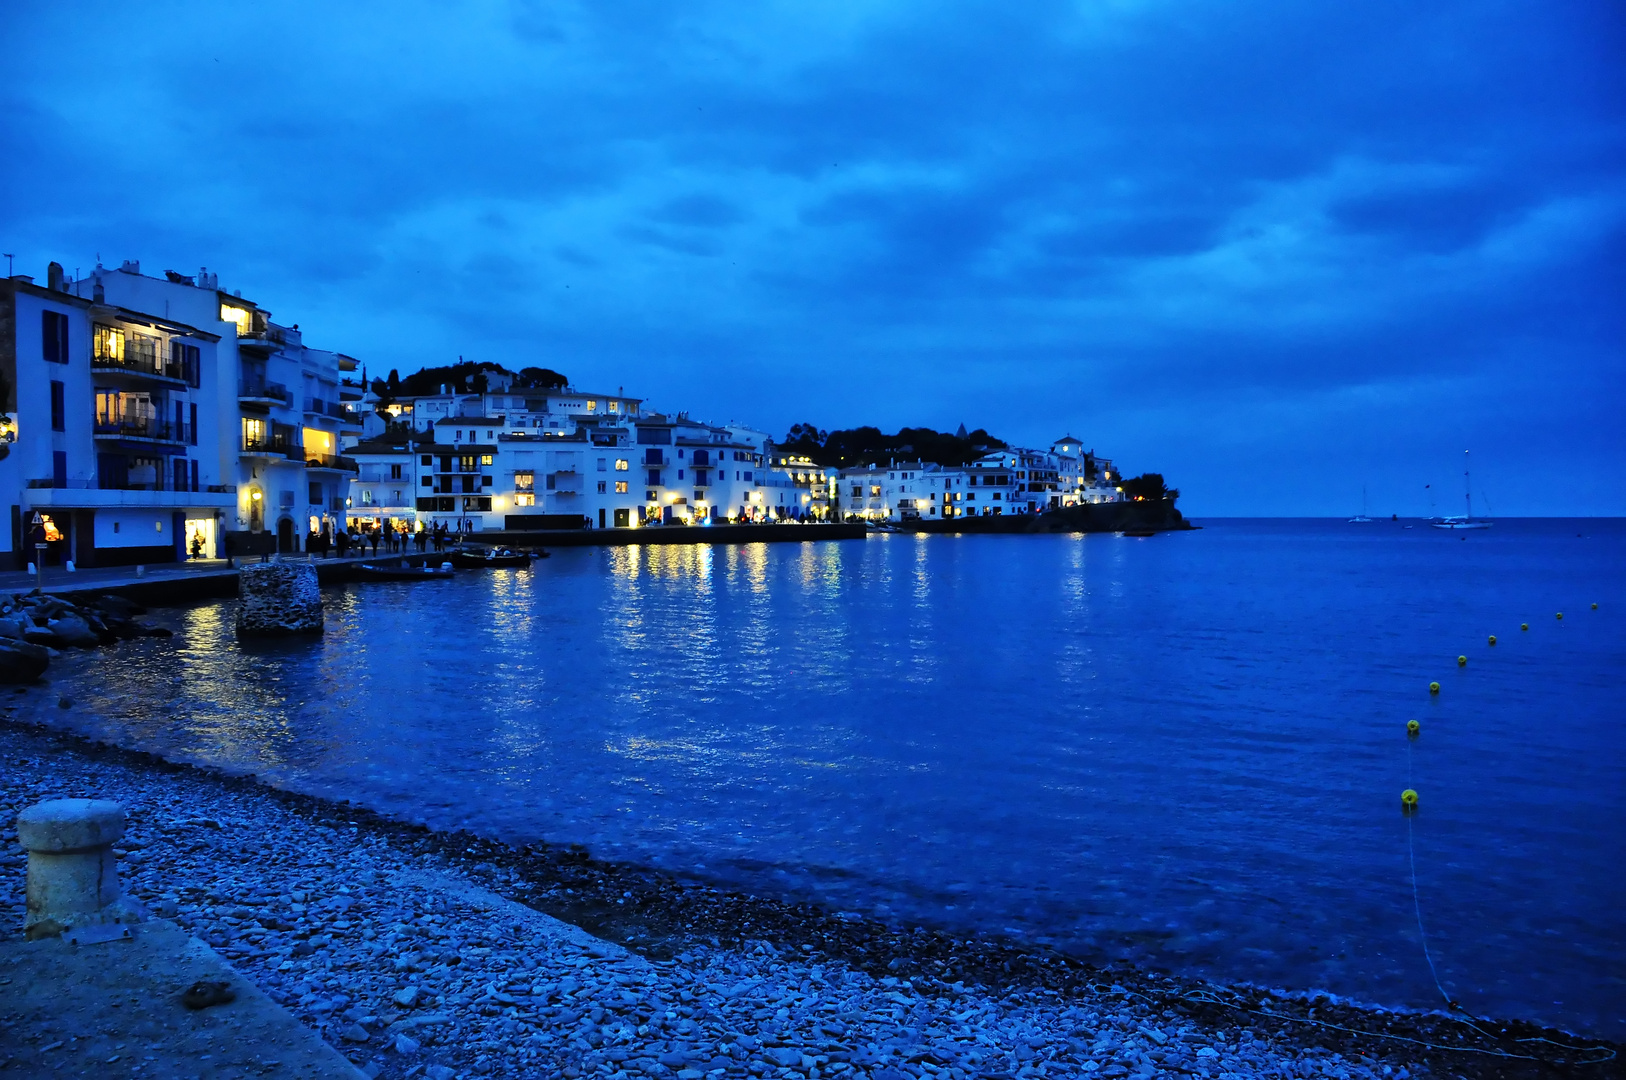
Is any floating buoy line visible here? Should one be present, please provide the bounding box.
[1395,601,1613,1065]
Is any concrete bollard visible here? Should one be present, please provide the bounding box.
[236,560,323,637]
[15,798,142,940]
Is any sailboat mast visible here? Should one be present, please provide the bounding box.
[1464,450,1472,520]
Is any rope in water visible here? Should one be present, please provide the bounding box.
[1405,739,1452,1009]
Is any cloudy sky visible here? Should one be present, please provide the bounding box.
[3,1,1621,515]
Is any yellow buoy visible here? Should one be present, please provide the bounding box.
[1521,623,1529,631]
[1488,635,1497,646]
[1401,789,1419,811]
[1429,681,1440,694]
[1457,655,1467,666]
[1407,719,1420,737]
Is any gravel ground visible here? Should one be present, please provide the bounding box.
[0,716,1615,1080]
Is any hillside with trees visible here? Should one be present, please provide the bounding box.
[373,362,568,399]
[777,423,1009,468]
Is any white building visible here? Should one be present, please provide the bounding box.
[0,264,239,566]
[65,260,363,554]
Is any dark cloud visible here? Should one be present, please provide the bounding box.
[1,0,1621,513]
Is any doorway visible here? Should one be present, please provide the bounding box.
[276,517,295,553]
[185,517,216,560]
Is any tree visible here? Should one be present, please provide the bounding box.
[1121,473,1179,501]
[516,367,569,390]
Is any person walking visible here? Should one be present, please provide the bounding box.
[335,529,350,558]
[368,528,380,556]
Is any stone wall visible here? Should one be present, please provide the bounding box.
[235,561,323,637]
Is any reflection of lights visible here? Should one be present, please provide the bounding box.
[250,490,263,501]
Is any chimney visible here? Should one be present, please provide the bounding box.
[93,277,105,303]
[47,262,64,291]
[120,259,140,274]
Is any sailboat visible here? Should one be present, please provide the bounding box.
[1430,451,1493,530]
[1348,486,1374,523]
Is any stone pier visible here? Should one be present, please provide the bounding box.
[235,560,323,637]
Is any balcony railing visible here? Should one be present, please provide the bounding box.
[305,453,358,472]
[240,380,291,404]
[94,348,198,385]
[242,432,301,457]
[94,418,191,443]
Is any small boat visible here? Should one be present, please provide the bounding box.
[448,545,538,569]
[1349,486,1374,523]
[1122,528,1156,537]
[354,562,454,581]
[1429,451,1493,531]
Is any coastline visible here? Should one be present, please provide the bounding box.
[2,716,1613,1080]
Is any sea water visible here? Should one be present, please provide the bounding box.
[45,519,1626,1037]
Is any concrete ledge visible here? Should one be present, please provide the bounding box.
[0,920,365,1078]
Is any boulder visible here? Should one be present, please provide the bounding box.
[0,639,49,683]
[44,615,101,648]
[236,561,323,637]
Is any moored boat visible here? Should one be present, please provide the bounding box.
[447,545,539,569]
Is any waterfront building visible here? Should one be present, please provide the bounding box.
[0,266,236,567]
[64,261,362,555]
[768,453,837,520]
[381,386,643,438]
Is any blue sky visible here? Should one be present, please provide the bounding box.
[3,1,1622,515]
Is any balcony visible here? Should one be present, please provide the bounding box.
[242,432,301,460]
[305,453,359,473]
[93,347,193,386]
[94,418,190,445]
[240,380,292,406]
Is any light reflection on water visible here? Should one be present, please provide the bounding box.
[37,521,1626,1038]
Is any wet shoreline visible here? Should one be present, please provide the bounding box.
[2,714,1614,1080]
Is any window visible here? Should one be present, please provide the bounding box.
[597,458,607,471]
[615,481,629,494]
[608,400,620,414]
[645,489,657,501]
[744,470,752,482]
[597,481,607,494]
[677,469,685,480]
[220,304,252,336]
[94,325,124,362]
[515,493,535,507]
[514,471,534,492]
[421,476,433,487]
[481,475,493,487]
[480,454,494,466]
[586,399,597,413]
[42,311,69,364]
[421,455,433,466]
[615,459,629,471]
[647,470,662,487]
[50,381,65,431]
[390,463,403,480]
[870,485,881,497]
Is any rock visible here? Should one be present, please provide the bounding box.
[44,614,100,647]
[340,1022,371,1042]
[235,561,323,637]
[89,594,145,619]
[0,639,48,683]
[394,1033,421,1054]
[394,985,422,1008]
[425,1067,456,1080]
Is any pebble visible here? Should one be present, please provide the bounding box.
[0,722,1432,1080]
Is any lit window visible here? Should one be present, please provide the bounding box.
[94,325,125,362]
[514,493,535,507]
[615,481,629,494]
[220,304,252,336]
[480,454,494,466]
[514,471,534,492]
[615,459,629,471]
[608,401,619,413]
[586,399,597,412]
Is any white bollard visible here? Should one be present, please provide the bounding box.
[14,798,142,940]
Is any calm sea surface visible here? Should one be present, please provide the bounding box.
[42,519,1626,1037]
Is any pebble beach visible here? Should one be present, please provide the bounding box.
[0,715,1612,1080]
